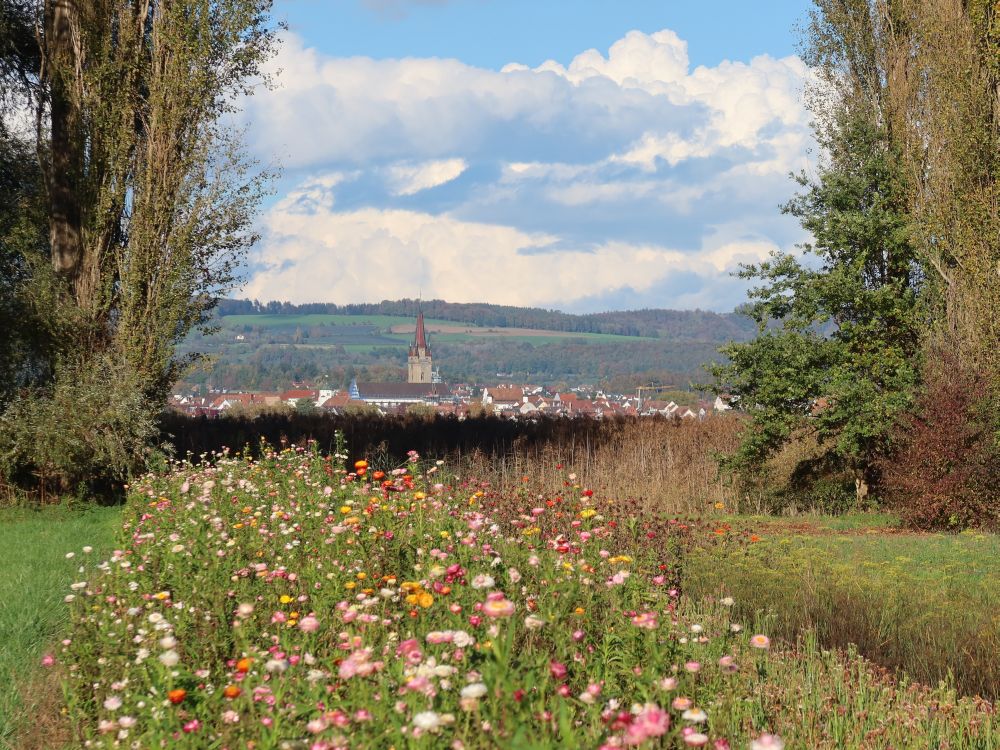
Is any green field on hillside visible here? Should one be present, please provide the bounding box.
[219,313,459,329]
[216,313,657,345]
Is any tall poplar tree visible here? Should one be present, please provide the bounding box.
[0,0,279,494]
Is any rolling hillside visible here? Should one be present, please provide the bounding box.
[177,299,758,390]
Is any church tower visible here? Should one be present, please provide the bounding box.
[407,310,433,384]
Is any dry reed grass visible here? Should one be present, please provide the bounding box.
[450,416,745,515]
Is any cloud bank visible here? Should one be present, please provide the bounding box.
[240,28,813,311]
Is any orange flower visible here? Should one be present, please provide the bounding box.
[223,685,241,699]
[372,470,385,480]
[168,688,187,704]
[354,459,368,470]
[750,535,761,543]
[236,657,253,673]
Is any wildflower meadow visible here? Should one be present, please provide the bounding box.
[53,444,996,749]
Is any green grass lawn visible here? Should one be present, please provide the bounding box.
[0,505,121,749]
[686,517,1000,698]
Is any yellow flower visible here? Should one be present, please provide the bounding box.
[580,509,597,519]
[522,526,540,536]
[356,572,367,580]
[154,591,170,601]
[574,607,585,615]
[340,505,352,514]
[439,531,451,539]
[417,591,434,608]
[414,492,426,500]
[279,595,294,604]
[609,555,633,564]
[345,581,357,590]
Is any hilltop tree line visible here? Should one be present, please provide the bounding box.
[714,0,999,529]
[215,298,760,341]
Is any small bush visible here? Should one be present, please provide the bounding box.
[0,356,162,501]
[881,349,999,530]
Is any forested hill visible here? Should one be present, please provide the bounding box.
[215,298,758,341]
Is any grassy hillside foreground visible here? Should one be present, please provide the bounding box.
[38,449,994,749]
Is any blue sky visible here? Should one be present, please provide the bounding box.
[240,0,818,312]
[275,0,812,71]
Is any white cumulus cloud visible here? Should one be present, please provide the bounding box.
[385,158,468,195]
[242,175,784,310]
[238,27,814,311]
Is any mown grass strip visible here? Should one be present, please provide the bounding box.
[0,505,121,750]
[686,527,1000,698]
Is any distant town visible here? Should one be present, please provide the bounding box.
[171,311,733,420]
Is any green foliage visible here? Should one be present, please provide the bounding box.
[293,397,318,416]
[0,356,163,498]
[712,86,922,498]
[0,0,280,498]
[0,125,49,406]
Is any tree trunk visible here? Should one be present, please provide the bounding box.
[854,469,870,505]
[46,0,84,296]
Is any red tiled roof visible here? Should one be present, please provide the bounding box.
[487,386,524,403]
[281,389,319,401]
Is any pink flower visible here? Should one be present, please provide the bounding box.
[182,719,201,733]
[481,594,515,618]
[624,705,669,745]
[41,654,56,668]
[631,612,658,630]
[750,634,771,650]
[750,734,784,750]
[396,639,423,664]
[549,661,568,680]
[299,616,320,633]
[717,655,738,673]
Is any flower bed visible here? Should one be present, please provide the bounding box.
[58,445,995,748]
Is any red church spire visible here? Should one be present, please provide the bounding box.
[413,310,429,352]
